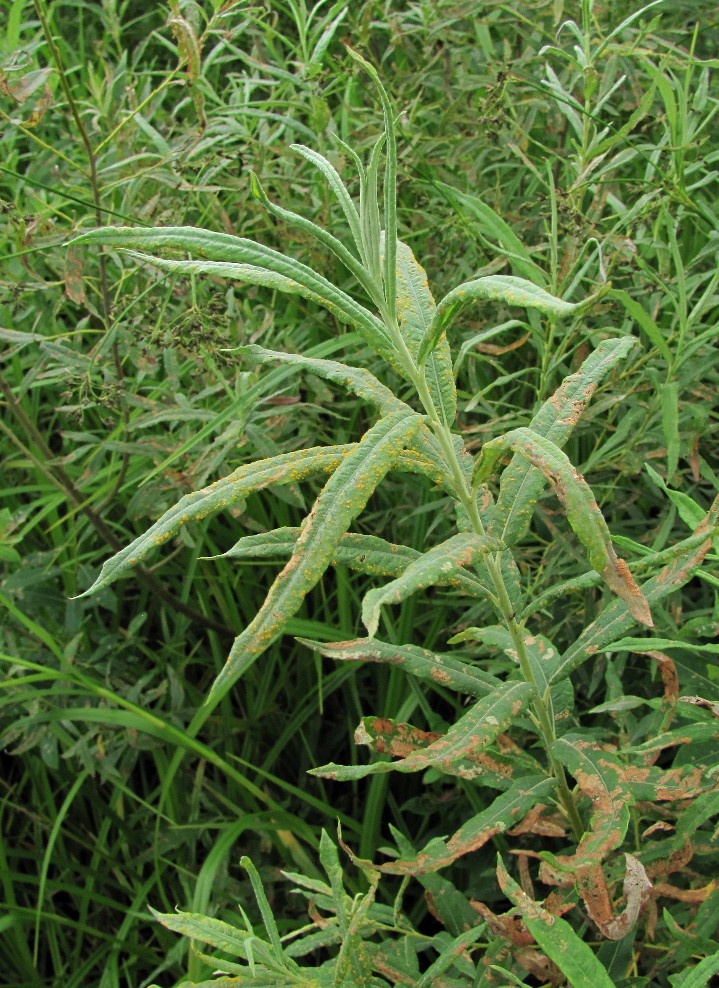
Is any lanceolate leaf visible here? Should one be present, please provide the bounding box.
[360,776,556,875]
[290,144,364,260]
[311,680,533,781]
[550,500,719,685]
[298,637,502,696]
[75,445,353,597]
[239,344,408,416]
[475,428,652,626]
[235,345,462,496]
[354,714,541,789]
[219,528,490,597]
[550,736,652,940]
[496,859,616,988]
[392,238,457,425]
[418,276,581,363]
[71,226,405,375]
[491,337,636,545]
[448,626,571,724]
[362,532,503,637]
[207,409,421,703]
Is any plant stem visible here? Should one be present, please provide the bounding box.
[398,336,585,839]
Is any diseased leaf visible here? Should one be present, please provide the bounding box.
[391,826,479,937]
[75,445,353,597]
[448,626,571,726]
[359,776,556,875]
[239,344,407,416]
[298,637,502,696]
[312,680,533,782]
[475,428,652,626]
[550,736,652,939]
[355,713,541,789]
[419,276,581,363]
[490,337,636,546]
[217,528,491,599]
[550,498,718,684]
[496,859,616,988]
[208,411,421,703]
[148,907,286,970]
[362,532,503,637]
[392,238,457,425]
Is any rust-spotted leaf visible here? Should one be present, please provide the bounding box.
[474,428,652,626]
[311,680,533,782]
[357,776,556,875]
[550,499,718,685]
[362,532,502,637]
[75,445,352,598]
[218,528,490,598]
[491,337,636,547]
[299,637,502,696]
[497,858,616,988]
[418,275,581,363]
[207,409,421,703]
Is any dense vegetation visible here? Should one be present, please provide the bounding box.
[1,1,718,985]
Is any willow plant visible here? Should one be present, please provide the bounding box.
[72,48,718,986]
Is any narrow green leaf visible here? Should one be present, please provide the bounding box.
[476,428,652,626]
[362,532,503,637]
[610,289,671,361]
[345,46,398,325]
[71,226,403,375]
[290,144,364,260]
[75,445,352,597]
[249,171,378,305]
[391,238,457,424]
[218,528,490,597]
[496,859,616,988]
[207,410,421,703]
[491,337,636,546]
[240,857,284,960]
[433,179,547,284]
[312,680,533,782]
[419,276,581,363]
[298,637,502,696]
[671,954,719,987]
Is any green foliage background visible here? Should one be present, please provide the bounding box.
[1,0,718,985]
